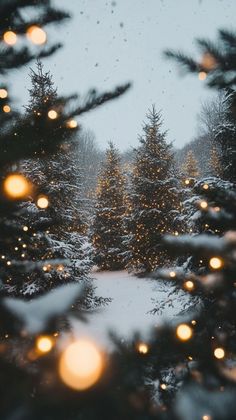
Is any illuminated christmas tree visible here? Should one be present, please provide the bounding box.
[124,105,180,273]
[92,142,125,270]
[208,145,222,177]
[181,150,199,179]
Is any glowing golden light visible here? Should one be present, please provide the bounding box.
[3,105,11,113]
[184,280,194,291]
[0,88,8,99]
[202,415,212,420]
[36,336,53,353]
[169,271,176,278]
[209,257,223,270]
[198,71,207,81]
[203,183,209,190]
[214,347,225,360]
[200,200,208,209]
[201,52,217,71]
[36,195,49,209]
[26,25,47,45]
[160,383,167,390]
[176,324,193,341]
[185,179,190,185]
[59,339,104,391]
[137,342,149,354]
[48,109,58,120]
[23,226,28,232]
[3,31,17,46]
[66,119,78,129]
[3,174,31,199]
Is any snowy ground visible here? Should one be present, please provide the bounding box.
[72,270,189,349]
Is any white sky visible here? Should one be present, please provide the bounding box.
[10,0,236,150]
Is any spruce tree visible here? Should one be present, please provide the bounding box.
[181,150,199,179]
[124,105,180,273]
[92,142,125,270]
[209,145,222,177]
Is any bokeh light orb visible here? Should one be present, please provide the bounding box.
[59,339,104,391]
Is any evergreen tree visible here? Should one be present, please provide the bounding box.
[209,145,222,177]
[124,106,181,273]
[181,150,199,179]
[215,89,236,183]
[92,142,125,270]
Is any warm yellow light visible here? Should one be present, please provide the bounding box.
[184,280,194,291]
[3,31,17,46]
[185,179,190,185]
[209,257,223,270]
[200,200,208,209]
[3,174,31,199]
[48,109,58,120]
[3,105,11,113]
[36,336,53,353]
[203,183,209,190]
[198,71,207,81]
[23,226,28,232]
[160,383,167,390]
[137,342,149,354]
[176,324,193,341]
[66,119,78,129]
[202,416,212,420]
[214,347,225,360]
[0,89,8,99]
[59,339,104,391]
[26,25,47,45]
[169,271,176,278]
[36,195,49,209]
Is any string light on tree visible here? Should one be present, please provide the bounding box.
[3,31,17,45]
[137,342,149,354]
[36,195,49,209]
[3,105,11,113]
[48,109,58,120]
[3,174,31,199]
[36,336,54,354]
[184,280,194,291]
[198,71,207,81]
[200,200,208,209]
[66,119,78,129]
[209,257,223,270]
[176,324,193,341]
[59,339,104,391]
[214,347,225,360]
[0,88,8,99]
[26,25,47,45]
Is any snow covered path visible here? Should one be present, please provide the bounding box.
[72,270,189,348]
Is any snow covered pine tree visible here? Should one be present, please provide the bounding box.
[92,142,125,270]
[124,105,181,274]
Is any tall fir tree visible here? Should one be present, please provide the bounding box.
[209,145,222,177]
[181,150,199,179]
[92,142,125,270]
[124,105,181,273]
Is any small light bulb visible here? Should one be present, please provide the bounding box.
[0,88,8,99]
[214,347,225,359]
[36,195,49,209]
[3,174,31,199]
[176,324,193,341]
[198,71,207,81]
[3,105,11,113]
[26,25,47,45]
[48,109,58,120]
[200,200,208,209]
[36,336,53,353]
[209,257,223,270]
[137,342,149,354]
[3,31,17,46]
[184,280,194,291]
[66,119,78,129]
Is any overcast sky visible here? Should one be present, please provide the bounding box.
[11,0,236,150]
